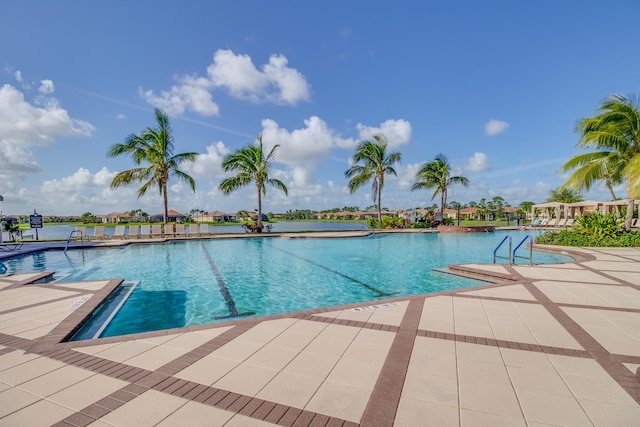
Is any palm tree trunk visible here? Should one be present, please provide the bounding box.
[440,190,446,220]
[257,187,263,233]
[377,184,382,222]
[163,184,168,225]
[606,182,617,201]
[625,198,634,231]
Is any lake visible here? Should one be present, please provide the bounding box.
[15,221,367,240]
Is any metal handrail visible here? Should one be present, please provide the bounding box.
[361,224,375,236]
[493,235,512,264]
[513,235,533,266]
[0,260,6,274]
[65,230,84,252]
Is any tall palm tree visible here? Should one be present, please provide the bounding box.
[546,187,584,203]
[107,109,197,224]
[345,134,401,222]
[561,94,640,230]
[218,134,288,232]
[412,153,469,216]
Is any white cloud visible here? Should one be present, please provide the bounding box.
[185,141,230,178]
[0,138,40,179]
[14,70,23,82]
[395,162,423,191]
[140,74,219,116]
[116,113,126,120]
[262,54,311,104]
[261,116,336,170]
[485,119,509,136]
[207,50,267,101]
[142,49,310,115]
[355,119,412,148]
[0,83,94,178]
[39,80,55,94]
[466,152,490,172]
[208,49,310,105]
[257,116,413,188]
[42,167,116,191]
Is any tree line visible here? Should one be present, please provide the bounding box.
[107,94,640,232]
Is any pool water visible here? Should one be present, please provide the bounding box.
[3,231,572,339]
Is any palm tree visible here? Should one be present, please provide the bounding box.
[561,94,640,230]
[546,187,584,203]
[412,153,469,216]
[345,134,401,222]
[218,134,288,232]
[107,109,197,224]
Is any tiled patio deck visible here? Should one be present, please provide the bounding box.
[0,242,639,426]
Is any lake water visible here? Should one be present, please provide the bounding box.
[17,221,366,240]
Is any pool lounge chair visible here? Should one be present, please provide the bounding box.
[139,225,151,238]
[555,218,566,227]
[127,224,139,239]
[75,226,86,240]
[188,224,199,237]
[174,223,186,238]
[0,240,23,251]
[151,224,163,238]
[112,225,126,239]
[199,224,210,235]
[91,226,106,239]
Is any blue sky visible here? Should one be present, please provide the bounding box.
[1,1,639,217]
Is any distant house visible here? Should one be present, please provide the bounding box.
[150,210,187,223]
[211,211,237,222]
[96,211,130,223]
[193,211,236,222]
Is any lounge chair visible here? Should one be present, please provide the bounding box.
[91,226,106,239]
[188,224,199,237]
[555,218,566,227]
[139,225,151,238]
[127,224,139,239]
[75,226,86,240]
[174,223,186,238]
[199,224,210,235]
[151,224,163,238]
[112,225,126,239]
[564,218,574,228]
[546,218,557,227]
[0,240,23,251]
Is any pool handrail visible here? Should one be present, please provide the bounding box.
[64,229,84,252]
[0,260,6,274]
[493,235,512,264]
[361,223,375,236]
[513,235,533,266]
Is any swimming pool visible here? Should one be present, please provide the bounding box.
[3,231,572,339]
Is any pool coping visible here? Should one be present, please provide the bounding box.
[4,237,587,353]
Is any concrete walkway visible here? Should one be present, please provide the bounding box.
[0,242,639,426]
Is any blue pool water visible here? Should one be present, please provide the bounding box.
[3,231,572,339]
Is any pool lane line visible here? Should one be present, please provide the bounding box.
[200,243,256,320]
[264,242,397,298]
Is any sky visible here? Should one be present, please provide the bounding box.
[1,1,639,217]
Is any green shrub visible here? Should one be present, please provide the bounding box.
[573,212,621,239]
[366,218,380,229]
[367,216,406,229]
[534,228,640,247]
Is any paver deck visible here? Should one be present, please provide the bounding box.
[0,239,639,426]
